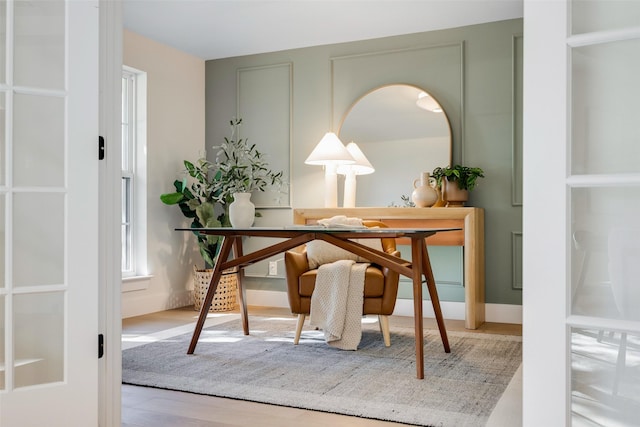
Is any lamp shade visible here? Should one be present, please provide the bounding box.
[337,142,374,175]
[304,132,355,165]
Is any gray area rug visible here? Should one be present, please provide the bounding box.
[122,316,521,427]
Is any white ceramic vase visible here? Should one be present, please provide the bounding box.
[229,192,255,228]
[411,172,438,207]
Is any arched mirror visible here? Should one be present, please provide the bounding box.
[338,84,452,207]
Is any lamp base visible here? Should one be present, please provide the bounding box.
[324,164,338,208]
[343,170,356,208]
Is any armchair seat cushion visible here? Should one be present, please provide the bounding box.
[299,265,385,298]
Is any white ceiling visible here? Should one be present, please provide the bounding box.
[123,0,523,60]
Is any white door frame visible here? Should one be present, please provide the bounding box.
[522,1,570,424]
[98,1,123,426]
[523,1,640,425]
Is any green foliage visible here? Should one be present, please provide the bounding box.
[160,118,284,267]
[432,164,485,191]
[212,118,284,205]
[160,158,226,268]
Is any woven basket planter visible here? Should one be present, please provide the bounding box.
[193,266,238,312]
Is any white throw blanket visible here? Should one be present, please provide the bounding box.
[309,259,368,350]
[317,215,366,228]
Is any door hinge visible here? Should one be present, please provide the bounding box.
[98,136,105,160]
[98,334,104,359]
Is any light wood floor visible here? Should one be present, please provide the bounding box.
[122,306,522,427]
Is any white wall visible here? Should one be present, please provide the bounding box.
[121,30,205,318]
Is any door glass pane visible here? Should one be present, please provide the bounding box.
[14,0,65,90]
[571,186,640,318]
[13,292,64,388]
[121,176,131,272]
[13,93,64,187]
[571,38,640,175]
[572,0,640,35]
[571,327,640,426]
[13,193,64,287]
[0,295,4,390]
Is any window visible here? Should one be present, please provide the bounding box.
[121,66,148,283]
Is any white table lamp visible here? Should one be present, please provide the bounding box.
[336,142,374,208]
[305,132,355,207]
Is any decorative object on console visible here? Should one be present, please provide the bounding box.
[432,183,447,207]
[336,141,374,208]
[432,165,485,207]
[411,171,438,207]
[305,132,355,208]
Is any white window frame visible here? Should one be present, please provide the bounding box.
[121,66,150,289]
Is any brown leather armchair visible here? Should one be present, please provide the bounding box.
[284,220,401,346]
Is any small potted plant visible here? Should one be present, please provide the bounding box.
[432,164,485,207]
[212,118,284,228]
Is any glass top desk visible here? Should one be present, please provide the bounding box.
[178,226,459,379]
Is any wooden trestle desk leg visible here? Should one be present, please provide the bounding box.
[421,239,451,353]
[188,235,235,354]
[233,236,249,335]
[411,236,425,380]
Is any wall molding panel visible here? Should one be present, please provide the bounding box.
[237,62,293,208]
[512,231,523,290]
[512,34,524,207]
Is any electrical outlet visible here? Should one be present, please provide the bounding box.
[268,261,278,276]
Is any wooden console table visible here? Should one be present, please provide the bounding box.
[293,207,485,329]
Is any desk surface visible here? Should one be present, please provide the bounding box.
[181,226,461,239]
[180,225,452,379]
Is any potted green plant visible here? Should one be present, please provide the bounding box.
[160,156,226,267]
[160,118,284,311]
[212,118,284,227]
[160,156,238,312]
[432,164,485,206]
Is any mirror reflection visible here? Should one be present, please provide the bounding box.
[338,84,452,207]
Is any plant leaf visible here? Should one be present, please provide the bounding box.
[160,192,184,205]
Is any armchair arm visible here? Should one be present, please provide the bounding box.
[284,249,310,313]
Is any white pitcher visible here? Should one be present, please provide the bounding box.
[411,172,438,208]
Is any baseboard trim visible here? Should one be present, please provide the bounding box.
[122,290,192,319]
[246,290,522,325]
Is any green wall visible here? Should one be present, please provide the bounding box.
[205,19,523,306]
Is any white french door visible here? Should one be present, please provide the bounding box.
[524,0,640,425]
[0,1,99,426]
